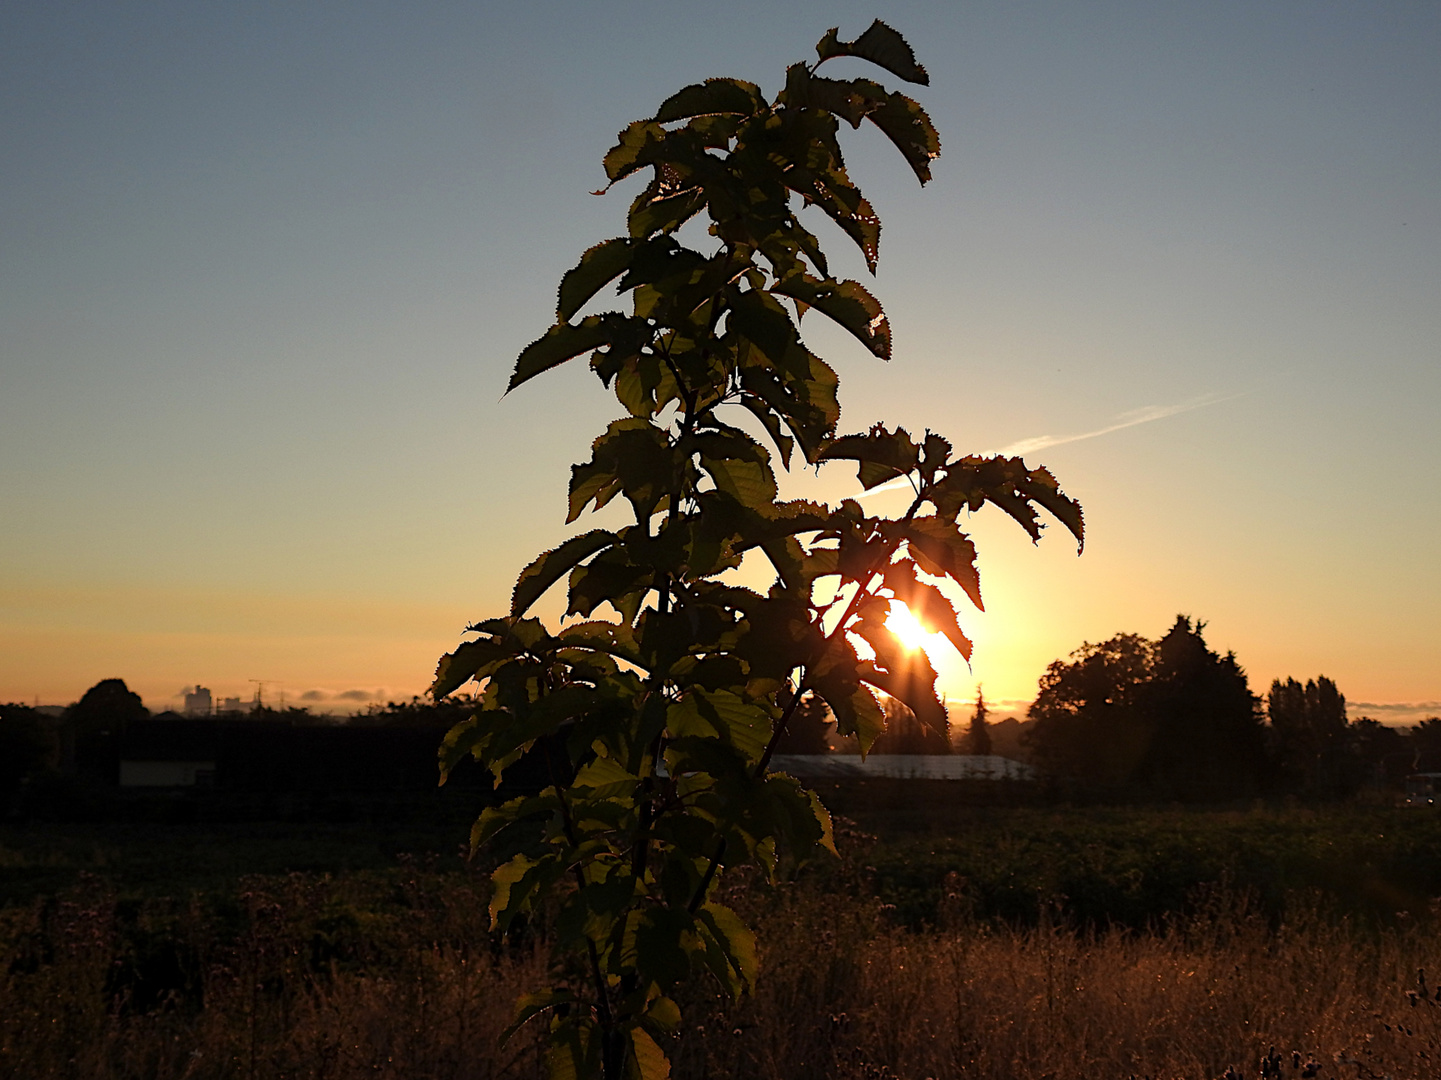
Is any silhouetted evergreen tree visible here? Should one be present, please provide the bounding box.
[966,688,992,756]
[1025,618,1265,800]
[1140,617,1265,801]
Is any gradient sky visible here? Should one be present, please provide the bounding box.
[3,1,1438,724]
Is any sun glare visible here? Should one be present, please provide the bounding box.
[885,601,937,653]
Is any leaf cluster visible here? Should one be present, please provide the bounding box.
[434,21,1081,1080]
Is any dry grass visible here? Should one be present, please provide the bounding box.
[2,870,1438,1080]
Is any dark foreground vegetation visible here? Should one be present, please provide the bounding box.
[4,801,1441,1080]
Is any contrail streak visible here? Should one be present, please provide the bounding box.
[995,391,1244,456]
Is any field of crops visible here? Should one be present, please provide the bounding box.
[3,794,1441,1078]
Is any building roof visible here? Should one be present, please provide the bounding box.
[769,754,1037,781]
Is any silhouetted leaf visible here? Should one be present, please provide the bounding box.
[512,530,619,616]
[773,275,890,359]
[883,560,974,661]
[867,92,940,184]
[509,317,613,392]
[818,426,919,488]
[603,119,665,183]
[431,637,511,699]
[1019,465,1086,551]
[557,238,636,322]
[655,77,763,123]
[816,19,929,86]
[900,516,982,610]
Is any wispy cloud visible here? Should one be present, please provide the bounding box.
[856,391,1245,500]
[1352,701,1441,725]
[995,392,1245,457]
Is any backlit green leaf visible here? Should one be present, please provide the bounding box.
[513,530,619,617]
[696,902,758,991]
[899,516,983,610]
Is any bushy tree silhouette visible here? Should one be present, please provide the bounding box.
[1026,618,1264,800]
[66,678,149,779]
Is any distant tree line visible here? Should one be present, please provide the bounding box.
[1023,615,1438,802]
[6,646,1433,811]
[0,680,491,814]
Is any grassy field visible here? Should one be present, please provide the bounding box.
[3,795,1441,1078]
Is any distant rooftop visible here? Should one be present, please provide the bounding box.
[770,754,1036,781]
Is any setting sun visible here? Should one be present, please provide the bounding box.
[885,600,942,653]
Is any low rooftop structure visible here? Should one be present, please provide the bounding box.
[769,754,1036,781]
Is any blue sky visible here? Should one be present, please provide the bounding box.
[2,1,1438,722]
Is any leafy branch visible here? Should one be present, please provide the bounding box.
[434,20,1081,1080]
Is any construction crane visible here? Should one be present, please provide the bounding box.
[248,679,278,710]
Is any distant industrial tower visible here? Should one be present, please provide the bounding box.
[183,685,213,716]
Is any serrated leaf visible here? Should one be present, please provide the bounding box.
[816,19,929,86]
[773,276,890,360]
[557,238,636,322]
[489,852,539,929]
[883,561,973,661]
[738,397,795,468]
[628,187,706,239]
[567,418,676,524]
[900,516,982,610]
[655,77,763,123]
[858,655,947,735]
[1019,465,1086,551]
[566,549,653,622]
[789,164,881,273]
[866,92,940,184]
[701,455,777,511]
[819,426,919,487]
[668,689,771,765]
[438,714,486,785]
[513,530,619,616]
[470,791,558,854]
[510,317,614,392]
[805,785,837,855]
[604,119,664,183]
[431,637,511,699]
[644,995,682,1034]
